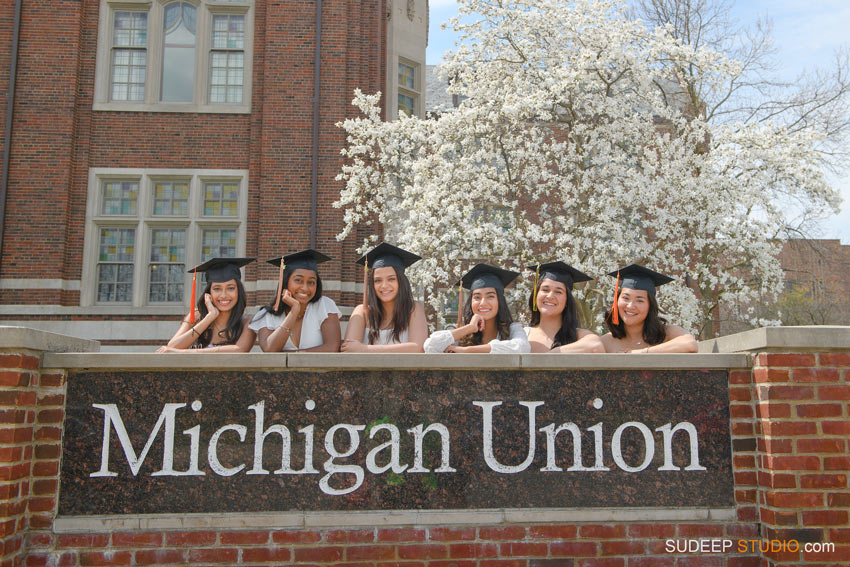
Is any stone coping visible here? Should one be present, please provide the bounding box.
[699,325,850,353]
[53,507,737,533]
[42,352,750,370]
[0,325,100,353]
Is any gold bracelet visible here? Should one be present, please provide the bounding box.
[280,326,291,334]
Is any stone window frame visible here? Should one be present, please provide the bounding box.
[397,56,422,117]
[93,0,254,114]
[82,168,249,308]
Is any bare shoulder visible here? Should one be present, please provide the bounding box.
[350,303,366,317]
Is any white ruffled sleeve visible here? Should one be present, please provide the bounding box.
[424,330,456,353]
[489,322,531,354]
[317,296,341,320]
[248,308,272,332]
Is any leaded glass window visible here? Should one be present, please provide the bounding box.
[210,14,245,103]
[101,180,138,215]
[203,181,239,216]
[111,11,147,101]
[97,228,135,302]
[149,228,186,302]
[201,228,238,261]
[153,181,189,215]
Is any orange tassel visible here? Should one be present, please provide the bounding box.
[273,261,285,311]
[188,267,197,323]
[612,270,620,325]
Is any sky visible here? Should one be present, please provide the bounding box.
[425,0,850,244]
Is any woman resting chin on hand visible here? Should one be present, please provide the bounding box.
[424,263,529,354]
[156,257,256,353]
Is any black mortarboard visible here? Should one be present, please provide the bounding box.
[608,264,673,296]
[355,242,421,273]
[526,261,592,291]
[459,263,519,291]
[267,249,332,272]
[188,257,254,283]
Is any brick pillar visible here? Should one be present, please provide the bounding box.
[753,350,850,565]
[0,328,97,567]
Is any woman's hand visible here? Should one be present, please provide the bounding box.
[446,344,468,353]
[156,345,181,353]
[280,290,301,314]
[204,293,220,319]
[469,313,484,332]
[340,339,367,353]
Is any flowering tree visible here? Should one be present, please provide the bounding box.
[335,0,840,336]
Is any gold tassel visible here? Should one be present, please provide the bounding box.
[532,265,540,312]
[362,256,369,308]
[273,260,285,311]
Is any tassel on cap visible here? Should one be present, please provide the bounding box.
[188,267,197,323]
[273,260,285,311]
[457,278,463,327]
[532,265,540,312]
[362,256,369,308]
[612,270,620,325]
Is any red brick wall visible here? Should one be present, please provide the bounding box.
[1,0,384,312]
[0,350,66,567]
[750,352,850,565]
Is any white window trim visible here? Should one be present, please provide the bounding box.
[83,167,249,308]
[93,0,254,114]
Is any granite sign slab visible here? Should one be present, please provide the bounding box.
[59,368,734,515]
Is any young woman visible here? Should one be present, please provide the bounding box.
[525,261,604,353]
[157,257,256,352]
[341,242,428,353]
[249,249,341,352]
[601,264,698,353]
[424,263,530,353]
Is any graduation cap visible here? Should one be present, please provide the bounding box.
[267,249,332,311]
[526,261,592,311]
[188,257,254,283]
[267,249,332,272]
[185,257,254,323]
[459,263,519,291]
[608,264,674,324]
[453,264,519,327]
[355,242,421,273]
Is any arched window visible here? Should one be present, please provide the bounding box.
[161,2,197,102]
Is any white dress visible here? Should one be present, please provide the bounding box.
[423,322,530,354]
[362,327,410,345]
[249,296,340,351]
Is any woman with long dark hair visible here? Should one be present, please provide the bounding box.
[424,264,530,353]
[341,243,428,352]
[601,264,697,353]
[249,249,341,352]
[157,257,256,352]
[525,261,604,353]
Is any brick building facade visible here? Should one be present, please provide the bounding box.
[0,0,429,348]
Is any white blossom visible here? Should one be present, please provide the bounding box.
[335,0,839,335]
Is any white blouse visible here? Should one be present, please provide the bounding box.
[423,322,530,354]
[362,327,410,345]
[249,296,340,351]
